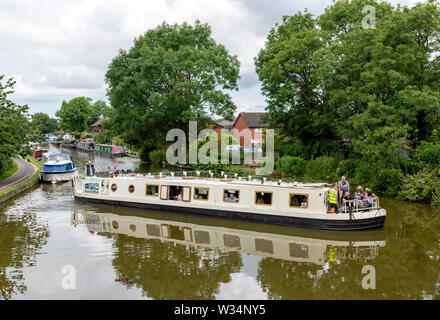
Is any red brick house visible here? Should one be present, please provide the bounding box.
[90,115,108,134]
[230,112,270,146]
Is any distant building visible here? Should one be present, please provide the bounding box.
[230,112,270,146]
[213,117,235,135]
[90,115,108,134]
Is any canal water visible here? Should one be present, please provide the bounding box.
[0,145,439,300]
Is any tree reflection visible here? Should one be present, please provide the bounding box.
[111,234,243,299]
[258,200,440,300]
[0,213,49,299]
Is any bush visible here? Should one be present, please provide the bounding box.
[353,160,404,196]
[337,158,358,178]
[305,156,338,181]
[275,156,305,176]
[414,142,440,167]
[149,149,167,164]
[398,168,440,203]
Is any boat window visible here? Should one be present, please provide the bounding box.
[223,189,240,203]
[146,184,159,196]
[146,224,161,236]
[111,183,117,192]
[195,231,210,244]
[255,191,272,205]
[289,243,309,258]
[129,224,136,232]
[128,184,135,193]
[224,235,241,248]
[255,239,273,254]
[194,187,209,200]
[101,180,109,195]
[289,194,309,208]
[112,221,119,229]
[163,185,191,201]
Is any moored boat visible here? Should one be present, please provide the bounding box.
[94,144,124,157]
[61,138,77,148]
[41,153,78,183]
[33,148,48,161]
[76,140,95,152]
[73,173,386,231]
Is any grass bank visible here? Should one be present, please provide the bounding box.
[0,156,42,198]
[0,161,19,182]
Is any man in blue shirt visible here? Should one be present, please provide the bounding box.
[338,176,350,205]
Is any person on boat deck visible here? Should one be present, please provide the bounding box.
[175,191,183,201]
[338,176,350,205]
[361,189,374,207]
[85,161,98,176]
[354,186,365,200]
[225,193,238,202]
[328,184,339,213]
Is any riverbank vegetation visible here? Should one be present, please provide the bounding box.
[254,0,440,204]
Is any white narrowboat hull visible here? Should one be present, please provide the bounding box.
[73,175,387,231]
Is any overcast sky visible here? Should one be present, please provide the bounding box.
[0,0,416,117]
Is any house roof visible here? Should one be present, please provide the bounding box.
[233,112,270,128]
[214,119,235,128]
[90,115,109,127]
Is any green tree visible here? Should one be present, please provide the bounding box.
[105,21,240,160]
[0,75,30,174]
[31,112,58,134]
[55,97,93,132]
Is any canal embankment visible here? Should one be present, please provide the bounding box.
[0,156,42,203]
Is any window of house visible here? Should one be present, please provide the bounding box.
[255,191,272,205]
[146,184,159,196]
[223,189,240,203]
[289,194,309,208]
[194,187,209,200]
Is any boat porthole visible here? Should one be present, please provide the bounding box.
[129,224,136,232]
[112,221,119,229]
[111,183,117,192]
[128,184,135,193]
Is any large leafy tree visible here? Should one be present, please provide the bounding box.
[0,75,30,174]
[55,97,109,133]
[31,112,58,134]
[105,21,240,160]
[255,0,440,164]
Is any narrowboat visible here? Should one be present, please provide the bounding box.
[61,138,77,148]
[94,144,124,157]
[41,153,78,183]
[77,140,95,152]
[73,209,386,264]
[73,173,386,231]
[33,148,48,161]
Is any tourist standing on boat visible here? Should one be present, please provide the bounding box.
[328,184,338,212]
[85,161,98,177]
[338,176,350,205]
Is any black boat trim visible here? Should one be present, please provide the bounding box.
[75,195,385,231]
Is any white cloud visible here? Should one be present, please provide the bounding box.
[0,0,414,116]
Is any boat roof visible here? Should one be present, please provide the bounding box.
[101,174,331,191]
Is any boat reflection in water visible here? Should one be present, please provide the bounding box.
[73,209,386,267]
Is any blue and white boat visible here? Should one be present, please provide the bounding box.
[41,153,78,183]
